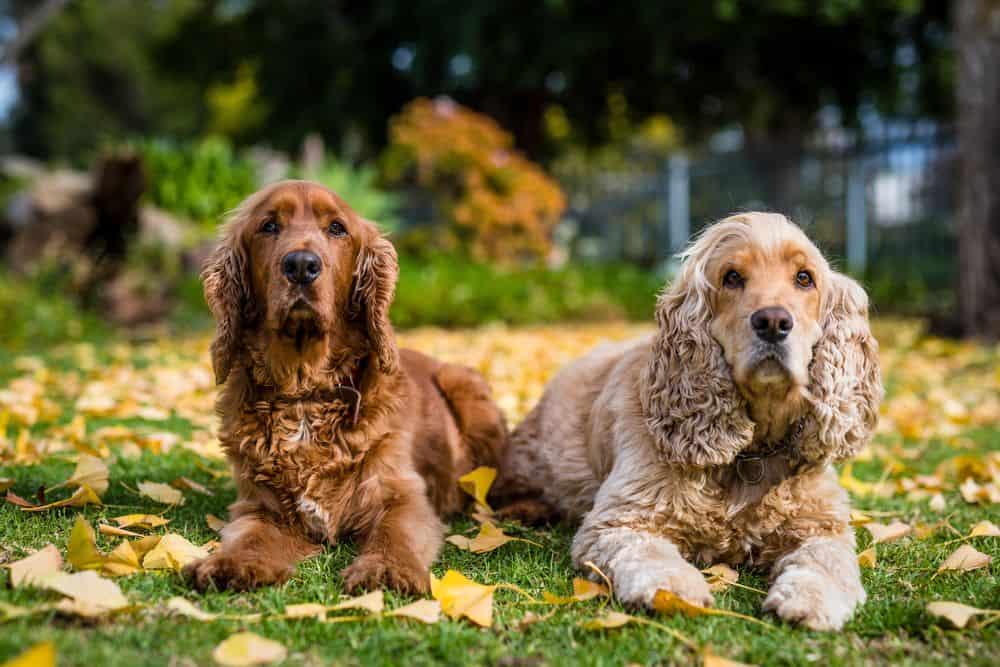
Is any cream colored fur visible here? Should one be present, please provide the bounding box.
[498,213,882,630]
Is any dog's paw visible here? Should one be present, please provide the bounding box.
[494,499,559,526]
[341,553,430,596]
[184,553,293,592]
[763,566,865,631]
[614,559,714,609]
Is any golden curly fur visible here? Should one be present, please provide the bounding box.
[185,181,507,595]
[495,213,882,630]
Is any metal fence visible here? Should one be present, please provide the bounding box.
[560,123,958,294]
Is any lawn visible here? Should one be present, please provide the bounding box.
[1,321,998,667]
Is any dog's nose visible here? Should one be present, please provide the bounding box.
[750,307,794,343]
[281,251,322,285]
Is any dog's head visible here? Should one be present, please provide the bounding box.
[202,180,398,386]
[641,213,882,467]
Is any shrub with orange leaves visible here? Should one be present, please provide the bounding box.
[383,97,566,263]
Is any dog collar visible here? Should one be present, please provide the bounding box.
[733,419,805,484]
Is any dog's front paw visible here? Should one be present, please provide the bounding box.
[763,566,865,631]
[184,553,293,592]
[341,553,429,595]
[614,559,714,609]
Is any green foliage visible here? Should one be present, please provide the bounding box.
[0,272,108,351]
[134,137,257,228]
[391,253,662,328]
[295,161,402,233]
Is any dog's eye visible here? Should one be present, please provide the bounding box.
[723,270,744,289]
[795,270,814,288]
[260,218,279,235]
[327,220,347,237]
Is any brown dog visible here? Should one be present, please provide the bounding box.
[184,180,507,594]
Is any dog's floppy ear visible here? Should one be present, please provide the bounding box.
[201,228,249,385]
[352,228,399,374]
[801,273,882,462]
[640,272,754,467]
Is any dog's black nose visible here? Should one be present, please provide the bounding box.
[751,307,793,343]
[281,250,322,285]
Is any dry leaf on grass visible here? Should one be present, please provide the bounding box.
[579,610,696,648]
[111,514,170,530]
[386,599,442,624]
[17,485,102,512]
[430,570,496,627]
[48,455,109,496]
[137,481,185,505]
[447,522,540,554]
[102,540,142,577]
[542,577,609,604]
[858,547,877,568]
[652,590,771,628]
[969,520,1000,537]
[936,544,992,574]
[4,544,62,586]
[172,476,213,496]
[926,601,1000,629]
[703,564,740,592]
[40,570,129,616]
[283,603,328,620]
[849,511,873,526]
[212,632,286,666]
[513,610,556,630]
[67,517,104,571]
[330,590,384,614]
[98,524,144,538]
[142,534,208,571]
[206,514,226,532]
[1,642,56,667]
[865,521,912,544]
[702,647,759,667]
[165,597,261,623]
[458,466,497,513]
[929,493,946,512]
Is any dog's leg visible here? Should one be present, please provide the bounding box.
[340,475,442,596]
[572,515,713,609]
[185,505,320,591]
[763,529,866,630]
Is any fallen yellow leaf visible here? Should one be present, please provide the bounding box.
[58,454,109,496]
[858,547,877,568]
[703,564,740,592]
[652,590,770,628]
[430,570,496,627]
[137,481,185,505]
[513,609,556,629]
[447,521,540,554]
[387,599,442,624]
[172,476,213,496]
[283,603,328,620]
[330,590,384,615]
[112,513,171,530]
[927,601,1000,629]
[142,534,209,571]
[0,642,56,667]
[19,485,102,512]
[865,521,912,544]
[579,610,696,648]
[212,632,286,666]
[39,570,129,616]
[67,516,104,571]
[4,544,62,587]
[102,540,142,577]
[458,467,497,512]
[542,577,610,604]
[969,520,1000,538]
[929,493,946,512]
[848,511,873,526]
[98,524,144,538]
[205,514,226,532]
[702,647,759,667]
[937,544,992,573]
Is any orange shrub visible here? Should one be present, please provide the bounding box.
[384,97,566,262]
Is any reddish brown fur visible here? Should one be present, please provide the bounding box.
[185,181,507,594]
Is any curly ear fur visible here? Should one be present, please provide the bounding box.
[640,232,754,467]
[800,273,883,462]
[202,230,249,385]
[352,232,399,374]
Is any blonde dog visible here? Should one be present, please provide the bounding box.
[496,213,882,630]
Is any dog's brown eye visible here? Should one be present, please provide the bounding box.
[260,218,279,234]
[795,270,814,288]
[723,270,744,289]
[327,220,347,237]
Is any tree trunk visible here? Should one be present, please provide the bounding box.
[955,0,1000,340]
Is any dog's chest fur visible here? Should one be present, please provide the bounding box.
[224,397,383,541]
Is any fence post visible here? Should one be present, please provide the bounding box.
[668,153,690,254]
[845,158,867,274]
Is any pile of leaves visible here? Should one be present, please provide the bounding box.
[1,319,998,666]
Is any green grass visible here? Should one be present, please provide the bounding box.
[1,324,999,666]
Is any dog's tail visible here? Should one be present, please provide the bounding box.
[432,363,508,472]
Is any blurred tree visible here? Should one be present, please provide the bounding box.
[5,0,203,160]
[954,0,1000,340]
[6,0,952,160]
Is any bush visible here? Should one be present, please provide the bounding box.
[383,98,566,263]
[133,137,257,227]
[295,160,401,232]
[0,272,108,351]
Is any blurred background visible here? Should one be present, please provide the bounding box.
[0,0,997,348]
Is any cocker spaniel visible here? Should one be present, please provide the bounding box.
[495,213,882,630]
[185,181,507,594]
